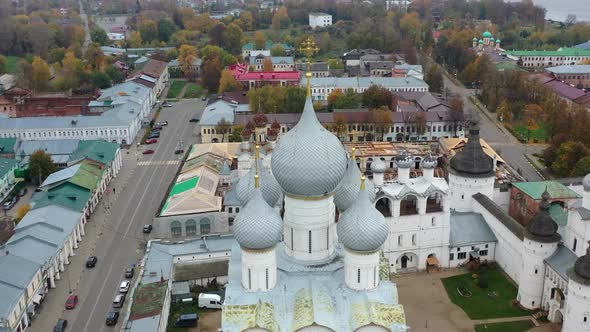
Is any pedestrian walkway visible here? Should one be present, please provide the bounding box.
[137,160,181,166]
[472,316,536,325]
[29,147,140,331]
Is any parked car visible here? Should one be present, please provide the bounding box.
[86,256,97,268]
[2,197,17,210]
[145,138,158,144]
[189,117,199,122]
[152,125,162,131]
[54,319,68,332]
[125,267,134,278]
[198,293,222,309]
[119,280,130,293]
[143,225,153,233]
[201,96,207,101]
[18,187,28,197]
[112,294,126,308]
[174,149,184,155]
[162,102,173,107]
[148,132,160,139]
[142,149,155,155]
[174,313,198,328]
[156,121,168,126]
[105,312,119,326]
[65,295,78,309]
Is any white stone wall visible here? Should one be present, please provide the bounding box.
[309,14,332,28]
[449,173,495,213]
[563,278,590,332]
[472,199,523,283]
[448,242,496,268]
[564,200,590,257]
[517,239,559,309]
[240,248,277,292]
[344,249,380,290]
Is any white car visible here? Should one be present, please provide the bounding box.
[119,280,130,293]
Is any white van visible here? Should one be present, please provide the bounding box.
[198,293,222,309]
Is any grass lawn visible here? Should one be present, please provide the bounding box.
[512,123,549,143]
[474,320,534,332]
[3,55,23,74]
[183,83,203,98]
[441,268,532,319]
[167,80,187,99]
[166,301,201,332]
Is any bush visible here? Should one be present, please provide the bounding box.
[478,272,489,289]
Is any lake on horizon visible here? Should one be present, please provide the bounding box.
[507,0,590,23]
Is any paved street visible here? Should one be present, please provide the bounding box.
[30,99,206,332]
[442,74,545,181]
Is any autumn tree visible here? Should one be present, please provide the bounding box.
[254,31,266,49]
[84,43,105,70]
[29,150,57,185]
[425,64,444,93]
[362,85,392,109]
[219,69,241,93]
[332,113,348,141]
[263,58,274,71]
[129,31,143,48]
[449,96,464,136]
[497,99,512,122]
[371,107,393,138]
[178,44,198,81]
[216,118,232,142]
[16,203,31,220]
[399,12,422,45]
[139,19,158,43]
[61,51,81,90]
[415,112,427,136]
[271,44,285,56]
[551,141,590,177]
[272,7,290,30]
[202,56,222,92]
[238,11,254,31]
[329,88,360,109]
[31,57,50,91]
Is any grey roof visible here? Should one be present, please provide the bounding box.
[170,281,190,296]
[271,97,348,197]
[17,139,80,158]
[473,193,524,240]
[337,183,388,251]
[296,62,329,72]
[546,65,590,75]
[223,185,241,206]
[450,212,497,247]
[40,164,81,188]
[309,11,331,16]
[236,159,281,206]
[545,245,577,281]
[199,100,238,126]
[168,58,202,67]
[304,76,429,89]
[174,260,229,281]
[233,189,282,249]
[394,63,423,73]
[143,235,235,285]
[223,243,407,332]
[249,56,294,65]
[575,40,590,50]
[98,81,151,106]
[0,253,41,318]
[577,206,590,220]
[450,127,495,178]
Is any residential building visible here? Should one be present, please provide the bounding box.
[507,48,590,68]
[241,41,294,58]
[295,62,330,77]
[393,64,424,80]
[342,48,382,67]
[309,12,332,28]
[248,55,295,71]
[107,32,125,41]
[393,91,448,112]
[304,76,429,101]
[0,87,97,118]
[95,81,153,117]
[230,64,301,90]
[133,59,169,97]
[199,100,249,143]
[167,58,202,78]
[0,157,18,201]
[546,65,590,89]
[530,73,590,109]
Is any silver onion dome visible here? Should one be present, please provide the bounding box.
[421,154,437,169]
[236,159,281,206]
[395,150,413,168]
[371,158,387,173]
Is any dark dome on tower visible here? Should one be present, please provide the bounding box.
[525,189,560,243]
[449,124,494,178]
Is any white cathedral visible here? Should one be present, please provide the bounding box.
[220,76,590,332]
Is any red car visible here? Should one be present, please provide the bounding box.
[142,149,155,155]
[65,295,78,309]
[145,138,158,144]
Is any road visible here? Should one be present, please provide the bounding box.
[79,0,92,52]
[30,99,206,332]
[442,74,545,182]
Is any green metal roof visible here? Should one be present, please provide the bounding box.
[69,140,119,165]
[31,182,91,212]
[483,31,493,38]
[0,157,18,179]
[69,161,104,192]
[242,41,294,51]
[169,177,199,197]
[550,203,568,227]
[512,181,580,200]
[0,138,16,154]
[507,48,590,57]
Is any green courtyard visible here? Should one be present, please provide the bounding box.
[441,268,532,320]
[167,80,187,99]
[183,83,203,98]
[511,123,550,143]
[474,320,534,332]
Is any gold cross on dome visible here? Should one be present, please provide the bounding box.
[298,37,319,97]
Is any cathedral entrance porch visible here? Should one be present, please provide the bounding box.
[396,252,419,272]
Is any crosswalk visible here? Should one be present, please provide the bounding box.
[137,160,181,166]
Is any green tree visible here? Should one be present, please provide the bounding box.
[270,44,285,56]
[48,47,66,64]
[31,56,50,91]
[90,71,111,88]
[225,23,243,55]
[362,85,392,109]
[105,65,125,84]
[139,19,158,43]
[254,31,266,49]
[158,18,177,42]
[29,150,57,185]
[574,156,590,177]
[84,43,105,70]
[91,27,109,45]
[552,141,590,177]
[129,31,143,48]
[284,87,306,113]
[425,64,444,93]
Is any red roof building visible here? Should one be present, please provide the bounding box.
[230,63,300,89]
[530,73,590,108]
[0,88,98,118]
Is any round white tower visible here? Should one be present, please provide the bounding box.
[371,157,386,187]
[338,176,388,290]
[582,174,590,210]
[396,151,413,182]
[271,97,348,263]
[517,189,561,309]
[234,174,283,292]
[563,241,590,332]
[421,153,437,181]
[448,125,495,212]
